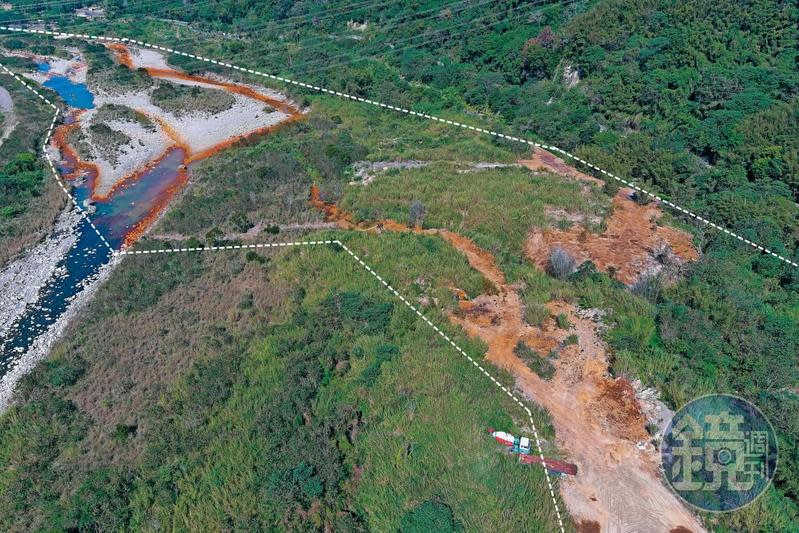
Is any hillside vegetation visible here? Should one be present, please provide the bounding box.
[0,68,64,266]
[0,232,565,531]
[0,1,797,530]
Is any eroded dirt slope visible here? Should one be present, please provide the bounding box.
[527,188,698,285]
[444,235,703,532]
[309,174,705,531]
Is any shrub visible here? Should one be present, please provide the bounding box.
[230,212,253,233]
[112,424,137,442]
[45,356,86,388]
[555,313,570,329]
[513,341,556,380]
[245,250,267,264]
[524,303,550,326]
[399,500,458,533]
[408,199,426,228]
[549,247,576,279]
[631,272,663,302]
[358,343,399,388]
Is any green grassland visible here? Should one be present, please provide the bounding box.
[341,163,607,261]
[158,96,527,240]
[0,230,567,532]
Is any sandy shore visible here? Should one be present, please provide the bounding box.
[76,107,172,196]
[127,47,173,70]
[0,206,81,342]
[86,89,291,196]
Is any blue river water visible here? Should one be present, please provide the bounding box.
[38,62,96,109]
[1,66,103,373]
[0,220,113,374]
[0,64,183,378]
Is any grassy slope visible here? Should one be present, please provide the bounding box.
[0,231,566,531]
[341,163,607,264]
[0,92,570,531]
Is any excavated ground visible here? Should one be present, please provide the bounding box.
[527,187,698,285]
[309,152,705,531]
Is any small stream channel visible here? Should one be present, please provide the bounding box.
[0,66,186,378]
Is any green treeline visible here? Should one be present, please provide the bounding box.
[0,152,44,219]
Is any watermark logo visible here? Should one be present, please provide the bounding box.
[661,394,777,512]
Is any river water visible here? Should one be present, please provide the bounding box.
[0,67,185,378]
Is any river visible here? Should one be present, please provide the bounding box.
[0,68,186,381]
[0,44,301,404]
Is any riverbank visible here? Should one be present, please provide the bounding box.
[0,36,303,404]
[0,244,118,412]
[0,85,17,147]
[0,206,80,342]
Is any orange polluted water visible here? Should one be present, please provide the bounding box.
[54,44,304,248]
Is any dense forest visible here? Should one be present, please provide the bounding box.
[1,0,798,531]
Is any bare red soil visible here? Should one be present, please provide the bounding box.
[527,188,698,284]
[519,147,604,187]
[308,185,705,532]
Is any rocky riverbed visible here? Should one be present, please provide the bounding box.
[0,253,118,412]
[0,206,81,341]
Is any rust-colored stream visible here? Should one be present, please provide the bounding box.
[53,44,304,247]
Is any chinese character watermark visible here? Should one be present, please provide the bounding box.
[661,394,778,512]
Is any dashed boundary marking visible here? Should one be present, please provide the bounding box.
[0,37,567,533]
[0,61,115,255]
[0,25,794,268]
[122,238,568,532]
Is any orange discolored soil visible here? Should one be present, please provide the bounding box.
[518,147,604,187]
[54,44,304,247]
[442,237,704,533]
[526,188,699,285]
[308,189,704,532]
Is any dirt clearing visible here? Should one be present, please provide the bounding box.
[527,188,698,285]
[445,236,704,533]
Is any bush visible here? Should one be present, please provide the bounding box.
[358,343,399,388]
[513,341,556,380]
[45,356,86,388]
[245,250,267,264]
[524,303,550,326]
[399,500,459,533]
[408,199,426,228]
[230,212,253,233]
[631,272,662,302]
[549,247,576,279]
